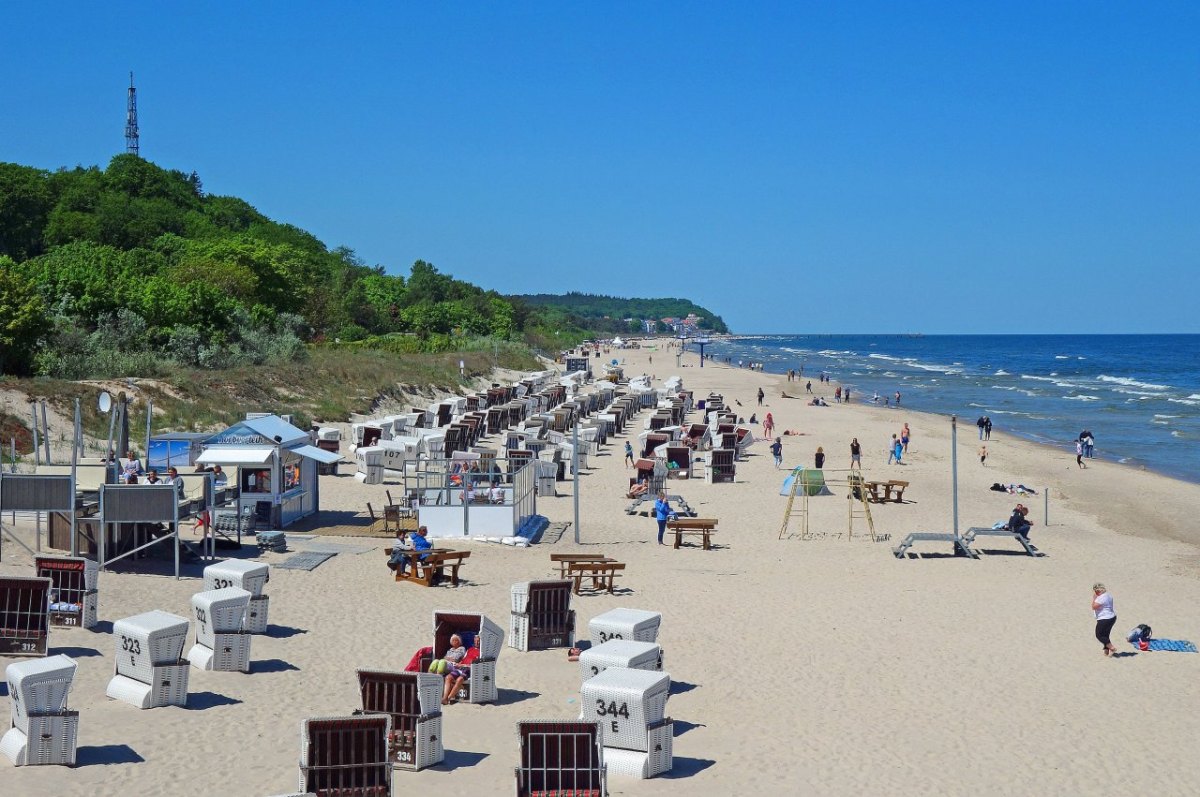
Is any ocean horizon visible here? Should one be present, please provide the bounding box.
[695,334,1200,484]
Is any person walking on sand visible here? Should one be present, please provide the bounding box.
[892,435,904,465]
[770,437,783,469]
[624,440,634,468]
[806,381,813,394]
[762,412,775,438]
[757,387,765,406]
[979,445,988,465]
[1092,583,1117,657]
[887,434,900,465]
[895,391,901,407]
[653,490,671,546]
[814,446,825,469]
[1076,439,1086,468]
[977,416,986,440]
[984,417,992,440]
[901,423,911,453]
[850,438,862,469]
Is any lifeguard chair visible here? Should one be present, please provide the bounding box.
[1,655,79,766]
[356,668,444,771]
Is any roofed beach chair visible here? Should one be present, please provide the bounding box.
[298,714,392,797]
[356,669,444,771]
[509,580,575,652]
[515,720,607,797]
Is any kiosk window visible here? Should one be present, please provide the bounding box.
[283,458,302,491]
[242,468,271,494]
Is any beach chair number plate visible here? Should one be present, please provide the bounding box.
[212,578,234,589]
[596,700,630,733]
[597,631,624,643]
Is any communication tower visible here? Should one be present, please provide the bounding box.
[125,72,139,156]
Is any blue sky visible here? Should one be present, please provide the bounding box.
[3,3,1198,334]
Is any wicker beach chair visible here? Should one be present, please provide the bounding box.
[509,581,575,652]
[356,669,444,770]
[299,714,392,797]
[514,720,607,797]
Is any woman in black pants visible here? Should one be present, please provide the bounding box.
[1092,582,1117,657]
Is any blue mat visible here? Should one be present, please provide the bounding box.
[1130,639,1197,653]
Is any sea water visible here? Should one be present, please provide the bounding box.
[695,334,1200,483]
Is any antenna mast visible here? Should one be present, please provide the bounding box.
[125,72,140,156]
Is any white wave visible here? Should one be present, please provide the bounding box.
[817,350,854,356]
[1111,388,1161,397]
[1151,419,1170,424]
[1021,375,1057,382]
[994,369,1010,376]
[1172,430,1186,438]
[1062,394,1101,401]
[1055,355,1069,359]
[867,353,902,361]
[909,361,963,374]
[1154,414,1181,419]
[1190,394,1200,400]
[1097,375,1170,391]
[1168,398,1200,406]
[968,403,988,408]
[882,371,898,378]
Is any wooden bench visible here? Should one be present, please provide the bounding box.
[565,561,625,595]
[963,526,1045,557]
[393,549,471,587]
[667,517,718,550]
[549,554,613,579]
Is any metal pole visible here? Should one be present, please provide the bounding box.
[950,415,959,541]
[30,403,41,467]
[572,419,580,543]
[74,399,82,461]
[145,398,153,466]
[70,413,79,557]
[104,402,118,483]
[1044,487,1049,527]
[40,400,51,464]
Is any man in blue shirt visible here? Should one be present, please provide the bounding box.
[394,525,434,576]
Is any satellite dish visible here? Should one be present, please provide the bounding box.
[98,392,112,413]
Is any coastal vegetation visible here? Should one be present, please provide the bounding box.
[513,292,729,335]
[0,156,724,383]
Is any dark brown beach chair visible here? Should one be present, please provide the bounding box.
[299,714,392,797]
[356,669,444,770]
[0,576,52,657]
[515,720,607,797]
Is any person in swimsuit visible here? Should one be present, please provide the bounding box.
[901,423,911,453]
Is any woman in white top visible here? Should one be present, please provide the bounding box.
[1092,582,1117,657]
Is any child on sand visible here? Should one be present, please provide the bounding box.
[979,445,988,465]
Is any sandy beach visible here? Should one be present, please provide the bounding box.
[4,342,1200,797]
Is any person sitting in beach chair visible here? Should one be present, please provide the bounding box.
[429,633,472,705]
[1007,505,1032,539]
[627,475,650,499]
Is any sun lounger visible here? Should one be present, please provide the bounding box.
[963,526,1045,557]
[892,533,978,559]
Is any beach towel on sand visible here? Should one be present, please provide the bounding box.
[1129,639,1198,653]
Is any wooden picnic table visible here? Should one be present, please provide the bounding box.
[666,517,718,550]
[549,553,614,579]
[565,561,625,595]
[391,547,471,587]
[864,480,909,503]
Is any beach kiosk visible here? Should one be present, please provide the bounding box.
[194,415,340,530]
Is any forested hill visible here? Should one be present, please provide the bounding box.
[512,293,729,334]
[0,156,726,379]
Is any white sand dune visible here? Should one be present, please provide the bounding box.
[3,343,1200,796]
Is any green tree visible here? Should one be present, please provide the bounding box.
[0,258,48,374]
